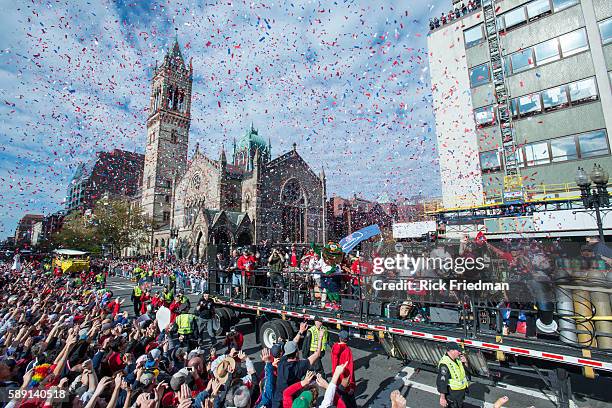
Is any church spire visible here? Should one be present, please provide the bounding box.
[220,145,227,165]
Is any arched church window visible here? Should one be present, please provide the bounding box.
[192,174,201,190]
[161,239,165,248]
[171,129,178,144]
[245,193,251,209]
[178,91,184,112]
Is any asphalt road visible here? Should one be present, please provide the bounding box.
[105,276,611,408]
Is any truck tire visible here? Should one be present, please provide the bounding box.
[215,308,232,336]
[260,320,285,349]
[224,307,240,325]
[277,319,295,341]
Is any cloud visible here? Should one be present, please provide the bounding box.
[0,0,442,237]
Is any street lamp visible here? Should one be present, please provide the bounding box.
[575,164,610,242]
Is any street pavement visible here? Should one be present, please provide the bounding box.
[105,276,611,407]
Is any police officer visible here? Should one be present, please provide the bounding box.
[437,343,469,407]
[131,284,143,316]
[196,293,215,345]
[302,319,328,374]
[175,312,199,349]
[162,285,174,306]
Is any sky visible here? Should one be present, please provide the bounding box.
[0,0,450,238]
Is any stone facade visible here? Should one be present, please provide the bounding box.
[142,40,326,260]
[141,38,192,227]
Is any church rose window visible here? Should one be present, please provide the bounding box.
[281,178,303,204]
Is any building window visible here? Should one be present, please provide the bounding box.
[163,211,171,222]
[600,17,612,45]
[510,49,535,73]
[517,93,541,116]
[165,195,170,203]
[480,151,501,172]
[542,85,569,112]
[501,7,527,31]
[165,180,172,189]
[553,0,578,12]
[560,28,588,57]
[469,63,490,87]
[524,141,550,166]
[568,77,598,104]
[171,129,178,143]
[474,105,496,126]
[534,38,560,65]
[147,176,152,189]
[527,0,551,20]
[510,99,519,119]
[550,135,578,162]
[578,130,609,158]
[464,24,484,48]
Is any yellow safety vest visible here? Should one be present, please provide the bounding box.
[438,355,468,391]
[176,314,194,335]
[308,326,328,352]
[133,286,142,297]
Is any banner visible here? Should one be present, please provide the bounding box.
[339,224,381,253]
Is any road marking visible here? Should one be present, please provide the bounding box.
[495,381,577,408]
[397,367,494,408]
[396,367,578,408]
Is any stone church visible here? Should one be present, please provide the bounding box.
[140,38,326,260]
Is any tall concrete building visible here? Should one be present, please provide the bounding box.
[66,149,144,212]
[141,37,193,227]
[428,0,612,211]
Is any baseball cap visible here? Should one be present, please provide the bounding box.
[291,390,314,408]
[284,341,298,355]
[149,349,162,360]
[232,385,251,408]
[447,342,462,352]
[270,343,283,358]
[140,372,156,386]
[338,330,349,341]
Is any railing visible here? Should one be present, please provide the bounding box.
[207,259,612,352]
[424,183,586,214]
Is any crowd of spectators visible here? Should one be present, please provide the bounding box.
[429,1,482,31]
[0,258,400,408]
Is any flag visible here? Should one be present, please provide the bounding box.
[475,231,487,245]
[339,224,381,254]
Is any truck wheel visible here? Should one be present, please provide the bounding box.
[214,308,231,336]
[260,320,285,349]
[277,319,295,341]
[219,308,234,333]
[224,308,240,325]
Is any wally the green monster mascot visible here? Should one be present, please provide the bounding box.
[319,241,344,309]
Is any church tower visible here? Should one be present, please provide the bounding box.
[142,36,192,226]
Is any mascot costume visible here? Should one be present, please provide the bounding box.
[319,242,344,308]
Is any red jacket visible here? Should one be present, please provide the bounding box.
[106,300,120,317]
[331,342,355,391]
[140,294,151,315]
[224,332,244,351]
[237,255,257,277]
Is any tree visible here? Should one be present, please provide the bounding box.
[93,198,152,256]
[51,211,100,253]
